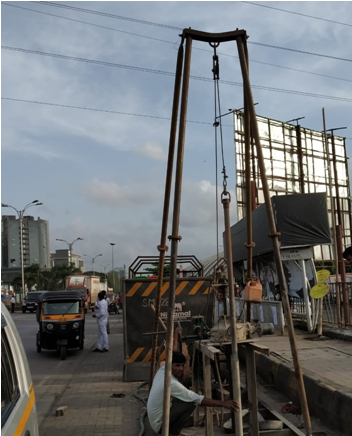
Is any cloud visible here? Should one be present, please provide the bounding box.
[85,178,163,206]
[136,141,167,161]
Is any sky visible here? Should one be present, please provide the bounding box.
[1,1,352,273]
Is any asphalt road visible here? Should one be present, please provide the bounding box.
[11,310,111,427]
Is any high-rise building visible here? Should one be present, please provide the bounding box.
[1,215,50,269]
[50,249,84,271]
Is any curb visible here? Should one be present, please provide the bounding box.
[293,320,352,343]
[256,353,352,435]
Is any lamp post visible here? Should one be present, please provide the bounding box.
[83,254,102,275]
[100,264,110,281]
[56,237,83,266]
[1,200,43,302]
[110,243,116,292]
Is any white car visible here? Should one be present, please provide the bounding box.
[1,301,39,436]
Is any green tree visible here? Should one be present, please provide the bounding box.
[144,263,171,278]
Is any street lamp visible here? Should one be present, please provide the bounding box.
[110,243,116,291]
[56,237,83,266]
[100,264,110,281]
[83,254,102,275]
[1,200,43,301]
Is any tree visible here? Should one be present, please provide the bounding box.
[144,263,171,278]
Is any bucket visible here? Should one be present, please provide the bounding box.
[244,280,262,303]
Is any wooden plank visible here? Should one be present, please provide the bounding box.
[192,344,200,426]
[246,346,259,436]
[202,351,214,436]
[244,430,296,436]
[249,342,270,355]
[258,395,305,436]
[199,343,221,361]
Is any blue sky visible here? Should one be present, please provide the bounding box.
[1,1,351,272]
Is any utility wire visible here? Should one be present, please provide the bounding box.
[1,97,214,125]
[242,1,352,28]
[3,46,352,103]
[32,1,352,62]
[4,3,351,83]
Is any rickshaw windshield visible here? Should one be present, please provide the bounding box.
[43,301,80,315]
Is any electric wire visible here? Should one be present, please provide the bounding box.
[3,46,352,103]
[31,1,352,62]
[242,1,352,28]
[1,97,216,125]
[3,3,351,83]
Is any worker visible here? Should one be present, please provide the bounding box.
[147,351,239,436]
[11,294,16,313]
[92,292,109,352]
[343,246,352,266]
[214,284,230,324]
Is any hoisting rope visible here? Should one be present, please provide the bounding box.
[211,42,229,264]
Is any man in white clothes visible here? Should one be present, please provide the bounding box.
[147,351,238,436]
[92,292,109,352]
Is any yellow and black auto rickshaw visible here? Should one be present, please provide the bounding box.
[36,291,85,360]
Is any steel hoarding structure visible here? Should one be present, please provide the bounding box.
[123,277,214,381]
[233,111,352,261]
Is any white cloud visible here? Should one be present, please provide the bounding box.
[136,141,167,161]
[85,178,162,206]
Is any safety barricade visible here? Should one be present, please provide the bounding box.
[123,277,214,381]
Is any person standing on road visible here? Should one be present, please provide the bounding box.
[92,292,109,352]
[101,290,111,334]
[11,295,16,313]
[147,351,239,436]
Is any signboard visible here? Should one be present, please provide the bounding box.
[310,283,329,299]
[280,247,314,261]
[123,277,214,381]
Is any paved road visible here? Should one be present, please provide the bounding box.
[12,311,118,428]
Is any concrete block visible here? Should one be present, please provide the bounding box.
[56,406,68,416]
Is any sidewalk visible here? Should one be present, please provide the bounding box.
[39,316,144,436]
[256,328,352,435]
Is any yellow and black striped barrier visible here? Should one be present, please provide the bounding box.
[123,277,214,381]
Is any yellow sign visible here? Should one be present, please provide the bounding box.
[310,283,329,299]
[316,269,330,284]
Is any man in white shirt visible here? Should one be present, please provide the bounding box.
[147,351,238,436]
[92,292,109,352]
[11,295,16,313]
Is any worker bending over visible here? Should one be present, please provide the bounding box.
[147,351,238,436]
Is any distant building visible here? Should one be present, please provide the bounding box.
[1,215,50,269]
[50,249,84,272]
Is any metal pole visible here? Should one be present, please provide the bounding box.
[20,211,25,301]
[322,109,341,327]
[149,38,185,386]
[237,36,312,436]
[110,243,115,292]
[222,195,243,436]
[161,34,192,436]
[243,42,253,323]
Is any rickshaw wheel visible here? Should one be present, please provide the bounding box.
[60,345,67,360]
[36,344,41,353]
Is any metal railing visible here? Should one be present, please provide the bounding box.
[290,282,352,327]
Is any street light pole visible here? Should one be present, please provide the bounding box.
[110,243,116,292]
[100,264,110,281]
[56,237,84,266]
[1,200,43,302]
[83,254,102,275]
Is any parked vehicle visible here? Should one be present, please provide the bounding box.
[36,291,85,360]
[22,290,47,313]
[1,301,39,436]
[66,275,100,312]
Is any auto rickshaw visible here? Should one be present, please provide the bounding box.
[36,291,85,360]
